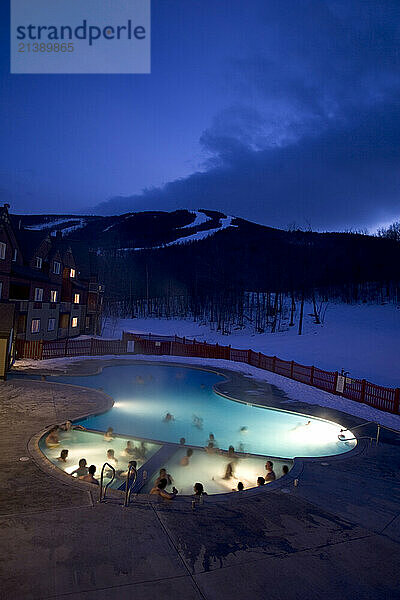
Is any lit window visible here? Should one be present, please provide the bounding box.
[34,288,43,301]
[35,256,42,269]
[53,261,61,274]
[70,268,76,278]
[73,293,80,304]
[50,290,58,303]
[12,249,17,262]
[0,242,6,260]
[31,319,40,333]
[47,318,56,332]
[71,317,78,328]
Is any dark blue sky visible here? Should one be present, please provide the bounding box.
[1,1,400,231]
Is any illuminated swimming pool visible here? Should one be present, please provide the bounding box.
[47,363,355,458]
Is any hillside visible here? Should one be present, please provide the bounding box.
[11,209,400,304]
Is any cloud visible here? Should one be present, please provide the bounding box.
[95,1,400,230]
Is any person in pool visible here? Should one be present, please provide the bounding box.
[150,478,178,500]
[45,427,60,448]
[180,448,193,466]
[80,465,98,485]
[71,459,88,478]
[236,482,244,491]
[257,477,266,486]
[123,441,134,456]
[223,461,235,480]
[265,461,276,482]
[205,442,217,454]
[133,441,147,460]
[163,412,174,422]
[60,421,72,432]
[193,482,207,496]
[107,449,118,465]
[103,427,114,441]
[117,460,137,480]
[179,437,186,445]
[57,449,68,462]
[291,420,311,432]
[192,415,203,429]
[282,465,289,475]
[207,433,218,448]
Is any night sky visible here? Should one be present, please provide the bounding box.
[1,0,400,231]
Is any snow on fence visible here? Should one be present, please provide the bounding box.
[15,332,400,416]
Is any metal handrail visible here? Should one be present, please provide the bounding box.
[339,420,400,447]
[98,462,116,503]
[123,462,138,507]
[338,434,375,444]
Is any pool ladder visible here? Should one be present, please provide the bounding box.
[123,463,138,507]
[98,462,138,506]
[98,462,116,503]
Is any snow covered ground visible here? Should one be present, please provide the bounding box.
[101,302,400,388]
[12,353,400,432]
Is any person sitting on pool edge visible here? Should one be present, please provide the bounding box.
[155,468,173,487]
[80,465,99,485]
[265,461,276,482]
[150,478,178,500]
[45,426,60,448]
[180,448,193,466]
[71,458,88,478]
[103,427,114,442]
[57,449,68,463]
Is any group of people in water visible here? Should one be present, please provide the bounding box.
[46,417,291,495]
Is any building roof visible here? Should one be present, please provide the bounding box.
[12,227,50,260]
[11,264,51,283]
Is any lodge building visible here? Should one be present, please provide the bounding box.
[0,204,104,376]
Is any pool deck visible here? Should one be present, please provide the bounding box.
[1,358,400,599]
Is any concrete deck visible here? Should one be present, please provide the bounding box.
[1,360,400,599]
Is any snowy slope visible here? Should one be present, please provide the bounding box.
[118,214,238,251]
[178,210,212,229]
[101,302,400,388]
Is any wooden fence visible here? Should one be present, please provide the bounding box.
[15,332,400,416]
[15,337,125,361]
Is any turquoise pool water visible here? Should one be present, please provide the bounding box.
[47,363,355,458]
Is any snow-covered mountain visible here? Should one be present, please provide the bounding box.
[12,209,242,251]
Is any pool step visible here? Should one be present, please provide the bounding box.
[118,443,179,493]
